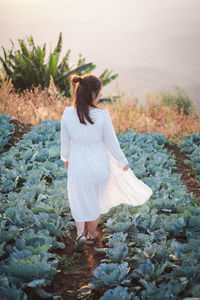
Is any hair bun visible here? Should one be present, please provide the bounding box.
[70,75,83,84]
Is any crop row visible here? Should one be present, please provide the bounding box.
[180,133,200,182]
[0,119,74,299]
[88,130,200,300]
[0,114,14,153]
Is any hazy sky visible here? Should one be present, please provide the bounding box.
[0,0,200,107]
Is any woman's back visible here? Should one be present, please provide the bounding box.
[61,106,114,185]
[62,106,106,145]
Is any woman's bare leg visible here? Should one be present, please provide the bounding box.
[87,215,100,238]
[75,221,85,239]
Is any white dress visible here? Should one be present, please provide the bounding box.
[60,106,153,222]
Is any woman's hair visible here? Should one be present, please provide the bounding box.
[69,74,103,125]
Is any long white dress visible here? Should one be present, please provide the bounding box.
[60,106,153,222]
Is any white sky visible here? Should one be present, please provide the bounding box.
[0,0,200,107]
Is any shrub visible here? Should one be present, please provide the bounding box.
[160,86,194,115]
[0,33,118,97]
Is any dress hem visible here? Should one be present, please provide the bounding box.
[71,196,151,222]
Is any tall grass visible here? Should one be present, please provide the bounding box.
[0,78,199,142]
[103,89,200,142]
[0,77,71,124]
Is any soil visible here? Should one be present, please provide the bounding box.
[3,120,200,299]
[165,142,200,202]
[3,119,34,152]
[44,226,107,300]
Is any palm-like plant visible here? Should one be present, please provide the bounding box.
[0,32,118,97]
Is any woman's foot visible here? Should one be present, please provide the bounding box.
[74,233,86,252]
[86,233,98,245]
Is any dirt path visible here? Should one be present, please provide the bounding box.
[165,143,200,202]
[45,225,107,300]
[3,119,33,153]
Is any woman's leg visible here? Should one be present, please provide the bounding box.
[75,221,85,239]
[87,215,100,238]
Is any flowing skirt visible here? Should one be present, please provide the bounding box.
[67,143,153,222]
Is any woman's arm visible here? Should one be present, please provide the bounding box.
[60,112,71,165]
[103,110,129,169]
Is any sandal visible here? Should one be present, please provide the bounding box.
[86,234,98,245]
[74,233,86,252]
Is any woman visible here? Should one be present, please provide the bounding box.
[60,74,153,252]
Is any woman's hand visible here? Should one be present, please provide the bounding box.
[123,163,129,171]
[65,161,69,169]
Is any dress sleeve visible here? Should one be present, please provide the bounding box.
[60,111,71,162]
[103,110,129,168]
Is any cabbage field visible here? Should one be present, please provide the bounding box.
[0,114,200,300]
[0,114,14,153]
[180,133,200,182]
[0,115,75,299]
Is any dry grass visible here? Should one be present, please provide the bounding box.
[103,91,200,142]
[1,78,200,142]
[0,77,71,125]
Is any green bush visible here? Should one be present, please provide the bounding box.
[0,32,118,97]
[160,86,194,115]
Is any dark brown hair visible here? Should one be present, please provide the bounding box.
[69,74,103,125]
